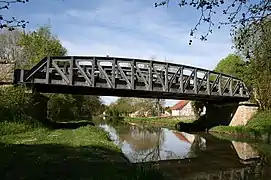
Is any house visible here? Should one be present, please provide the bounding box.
[170,100,195,117]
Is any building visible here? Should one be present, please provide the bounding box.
[170,100,195,117]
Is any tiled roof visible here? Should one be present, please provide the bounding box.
[170,100,189,110]
[173,131,191,144]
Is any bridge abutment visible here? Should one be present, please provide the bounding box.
[175,101,257,132]
[204,102,239,128]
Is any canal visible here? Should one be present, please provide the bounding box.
[97,120,271,179]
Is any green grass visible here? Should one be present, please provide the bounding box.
[0,120,45,136]
[0,121,165,180]
[125,116,194,129]
[210,111,271,141]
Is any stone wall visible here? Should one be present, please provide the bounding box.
[230,102,258,126]
[232,141,259,160]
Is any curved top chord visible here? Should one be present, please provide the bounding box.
[14,56,250,101]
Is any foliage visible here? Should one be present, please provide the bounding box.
[47,94,105,121]
[246,110,271,132]
[47,94,77,121]
[110,97,135,116]
[155,0,270,47]
[191,100,206,118]
[125,116,194,129]
[210,111,271,136]
[0,29,26,64]
[18,26,67,68]
[109,97,166,117]
[73,95,105,117]
[0,25,105,122]
[0,0,29,31]
[0,86,32,121]
[164,106,172,114]
[234,18,271,110]
[214,54,247,79]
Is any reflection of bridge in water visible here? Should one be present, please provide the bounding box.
[130,131,261,179]
[183,167,248,180]
[99,122,263,179]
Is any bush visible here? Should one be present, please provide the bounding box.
[246,110,271,131]
[0,86,105,124]
[0,86,32,121]
[47,94,77,121]
[47,94,105,121]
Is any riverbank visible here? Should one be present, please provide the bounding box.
[0,121,164,180]
[125,116,194,129]
[210,111,271,143]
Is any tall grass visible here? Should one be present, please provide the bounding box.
[210,110,271,135]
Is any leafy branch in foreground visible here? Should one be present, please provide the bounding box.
[155,0,271,46]
[0,0,29,30]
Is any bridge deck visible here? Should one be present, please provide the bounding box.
[13,56,250,101]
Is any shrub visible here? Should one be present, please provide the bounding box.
[0,86,32,121]
[47,94,77,121]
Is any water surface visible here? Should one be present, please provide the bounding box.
[98,121,271,179]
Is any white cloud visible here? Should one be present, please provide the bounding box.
[34,0,234,105]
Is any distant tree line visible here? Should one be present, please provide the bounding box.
[106,97,166,117]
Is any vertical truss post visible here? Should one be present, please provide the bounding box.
[207,71,210,95]
[149,60,153,91]
[92,57,96,87]
[240,84,244,97]
[45,56,51,84]
[112,58,116,88]
[69,56,74,85]
[194,68,198,94]
[180,66,184,93]
[218,74,222,95]
[131,59,135,90]
[165,63,169,91]
[229,77,233,96]
[20,69,24,82]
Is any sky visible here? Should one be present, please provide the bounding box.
[3,0,236,106]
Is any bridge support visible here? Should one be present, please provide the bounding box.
[28,93,49,121]
[204,102,239,128]
[175,101,239,132]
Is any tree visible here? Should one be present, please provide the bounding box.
[18,26,67,68]
[110,97,135,116]
[155,0,271,47]
[234,19,271,110]
[0,0,29,30]
[214,53,247,79]
[73,95,105,117]
[0,29,27,83]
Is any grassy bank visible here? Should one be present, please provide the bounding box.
[0,121,164,180]
[210,111,271,142]
[125,116,194,129]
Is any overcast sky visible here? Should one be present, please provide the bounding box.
[3,0,235,106]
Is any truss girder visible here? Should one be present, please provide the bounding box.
[15,56,250,99]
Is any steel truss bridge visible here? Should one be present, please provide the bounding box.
[13,56,250,101]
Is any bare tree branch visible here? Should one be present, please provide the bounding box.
[155,0,271,47]
[0,0,29,31]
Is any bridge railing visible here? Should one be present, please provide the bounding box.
[14,56,250,100]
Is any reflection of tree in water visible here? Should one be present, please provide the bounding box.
[187,135,206,157]
[247,150,271,180]
[115,125,179,162]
